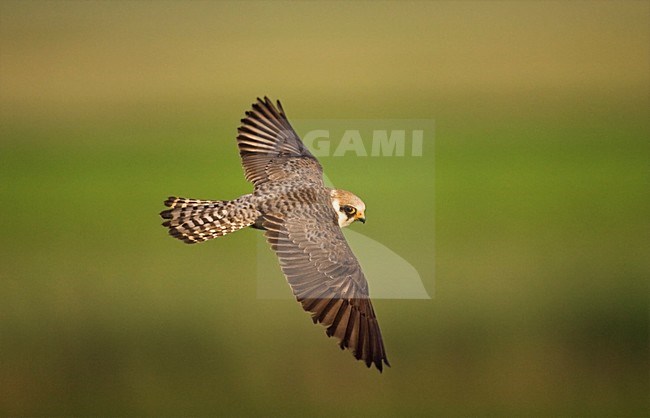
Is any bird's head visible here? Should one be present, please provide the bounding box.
[330,189,366,228]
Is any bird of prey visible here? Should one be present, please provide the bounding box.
[160,97,389,371]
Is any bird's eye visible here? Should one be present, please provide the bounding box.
[343,206,356,215]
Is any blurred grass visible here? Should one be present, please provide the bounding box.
[1,1,649,416]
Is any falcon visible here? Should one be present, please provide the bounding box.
[160,97,390,371]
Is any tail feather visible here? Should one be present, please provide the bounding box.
[160,196,259,244]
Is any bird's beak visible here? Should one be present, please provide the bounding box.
[357,213,366,224]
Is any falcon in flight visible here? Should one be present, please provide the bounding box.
[160,97,389,371]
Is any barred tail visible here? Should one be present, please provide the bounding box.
[160,196,260,244]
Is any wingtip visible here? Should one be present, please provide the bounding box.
[254,96,284,113]
[373,358,390,373]
[257,96,272,107]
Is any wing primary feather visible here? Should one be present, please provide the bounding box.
[345,309,360,357]
[238,125,278,144]
[320,298,343,326]
[326,300,348,337]
[312,297,338,324]
[356,312,368,365]
[252,100,287,136]
[241,115,278,139]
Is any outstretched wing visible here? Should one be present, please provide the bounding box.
[262,201,390,372]
[236,97,323,187]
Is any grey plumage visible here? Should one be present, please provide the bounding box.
[160,97,389,371]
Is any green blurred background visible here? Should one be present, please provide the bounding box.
[1,1,648,416]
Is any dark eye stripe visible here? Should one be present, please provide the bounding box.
[341,205,356,215]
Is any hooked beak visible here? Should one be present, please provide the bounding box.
[357,214,366,224]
